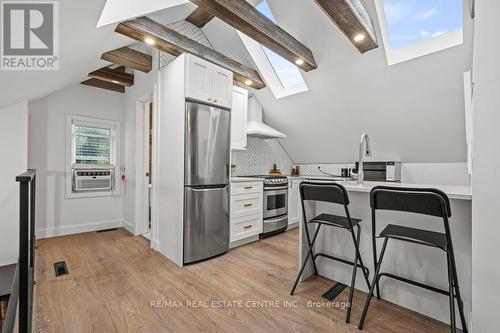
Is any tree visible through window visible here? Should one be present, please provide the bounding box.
[72,124,113,165]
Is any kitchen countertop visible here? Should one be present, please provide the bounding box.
[230,177,265,182]
[289,175,472,200]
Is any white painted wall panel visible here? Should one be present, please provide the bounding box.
[0,101,28,266]
[471,0,500,331]
[28,85,125,238]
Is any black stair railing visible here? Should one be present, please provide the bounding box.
[2,169,36,333]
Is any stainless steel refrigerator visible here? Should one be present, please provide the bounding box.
[183,101,230,264]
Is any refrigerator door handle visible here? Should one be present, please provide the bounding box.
[189,185,228,192]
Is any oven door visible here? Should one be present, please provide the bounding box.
[263,186,288,219]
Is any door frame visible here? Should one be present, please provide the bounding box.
[134,86,159,249]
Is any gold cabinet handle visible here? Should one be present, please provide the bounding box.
[208,97,213,101]
[244,186,253,190]
[214,98,218,103]
[244,224,253,229]
[243,203,253,208]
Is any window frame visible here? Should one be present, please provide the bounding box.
[374,0,464,66]
[65,114,122,198]
[237,0,308,99]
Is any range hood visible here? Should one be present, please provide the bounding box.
[247,96,286,139]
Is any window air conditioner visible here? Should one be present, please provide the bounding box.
[73,167,114,192]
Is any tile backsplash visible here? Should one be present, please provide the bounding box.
[296,163,355,177]
[231,138,354,177]
[231,137,294,176]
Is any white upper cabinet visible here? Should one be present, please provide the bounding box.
[186,55,233,109]
[211,67,233,109]
[186,56,211,102]
[231,86,248,151]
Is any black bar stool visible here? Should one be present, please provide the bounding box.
[358,186,468,333]
[290,182,371,323]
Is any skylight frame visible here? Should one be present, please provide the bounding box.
[374,0,464,65]
[238,0,308,99]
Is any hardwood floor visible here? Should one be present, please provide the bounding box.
[34,228,453,333]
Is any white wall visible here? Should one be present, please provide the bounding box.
[471,1,500,331]
[0,101,28,265]
[401,163,470,186]
[28,85,125,238]
[205,0,473,164]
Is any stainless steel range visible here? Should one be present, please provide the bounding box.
[249,176,288,238]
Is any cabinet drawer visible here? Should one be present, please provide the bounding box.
[230,182,263,195]
[230,193,262,218]
[230,215,262,242]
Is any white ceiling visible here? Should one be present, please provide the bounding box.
[97,0,189,27]
[205,0,474,163]
[0,0,192,109]
[2,0,473,163]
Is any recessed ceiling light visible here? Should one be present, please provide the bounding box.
[145,37,155,45]
[353,33,366,43]
[111,80,120,84]
[295,58,304,66]
[245,79,253,86]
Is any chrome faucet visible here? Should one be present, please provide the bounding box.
[352,133,372,184]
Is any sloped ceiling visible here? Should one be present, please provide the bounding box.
[0,0,193,109]
[205,0,473,163]
[2,0,473,164]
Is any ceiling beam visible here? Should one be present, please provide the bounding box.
[81,78,125,93]
[101,47,152,73]
[88,67,134,87]
[115,16,266,89]
[189,0,317,71]
[186,7,215,28]
[314,0,378,53]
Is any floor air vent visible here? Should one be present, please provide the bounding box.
[97,228,118,233]
[322,283,347,301]
[54,261,69,277]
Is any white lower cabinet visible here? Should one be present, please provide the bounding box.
[288,178,302,227]
[230,181,263,243]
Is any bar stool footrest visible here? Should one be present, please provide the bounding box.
[315,253,370,276]
[378,272,450,296]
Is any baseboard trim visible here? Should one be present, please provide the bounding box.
[122,219,135,235]
[287,222,299,230]
[36,219,124,239]
[229,234,260,249]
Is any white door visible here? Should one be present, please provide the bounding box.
[211,66,233,109]
[288,179,301,226]
[186,56,211,103]
[231,86,248,150]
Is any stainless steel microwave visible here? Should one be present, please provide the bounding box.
[354,161,401,182]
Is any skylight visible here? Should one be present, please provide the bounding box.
[375,0,464,65]
[238,0,308,98]
[255,1,305,89]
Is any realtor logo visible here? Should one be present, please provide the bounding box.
[1,1,59,70]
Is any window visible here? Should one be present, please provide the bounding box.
[238,0,308,98]
[65,115,122,198]
[374,0,464,65]
[72,124,114,165]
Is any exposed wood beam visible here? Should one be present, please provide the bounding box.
[101,47,152,73]
[81,78,125,93]
[88,67,134,87]
[189,0,317,71]
[314,0,378,53]
[186,7,215,28]
[115,16,266,89]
